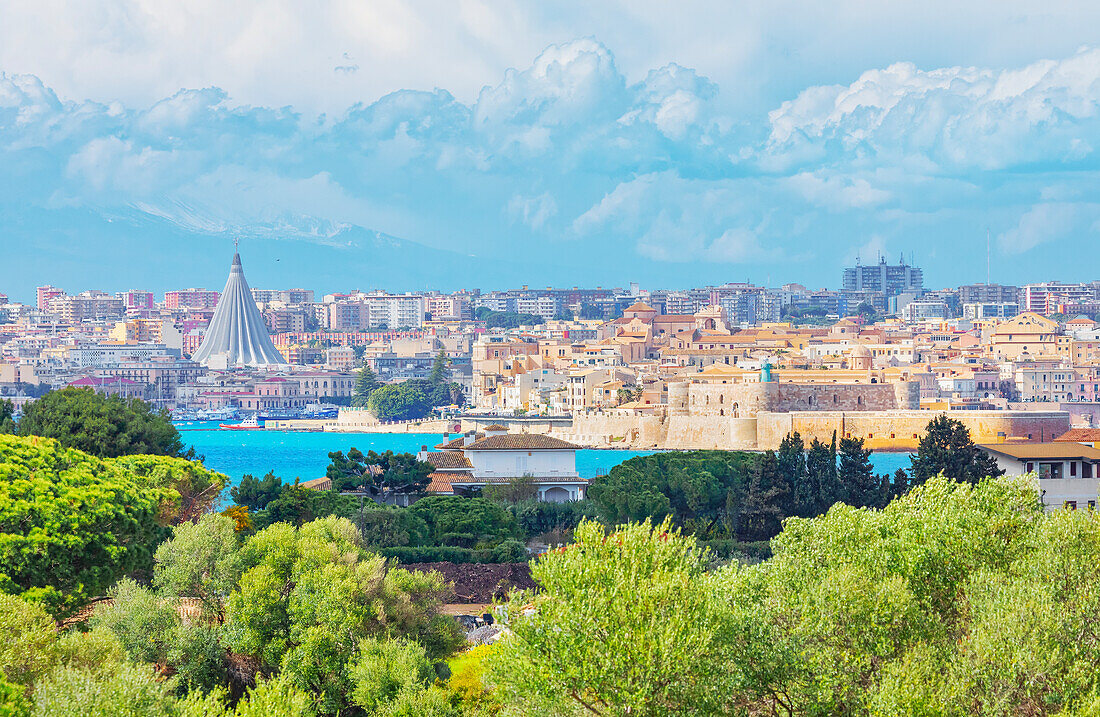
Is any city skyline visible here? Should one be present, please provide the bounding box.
[1,246,1094,307]
[4,3,1100,296]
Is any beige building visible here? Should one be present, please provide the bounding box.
[990,313,1061,360]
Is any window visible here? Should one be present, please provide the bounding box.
[1065,501,1078,510]
[1038,462,1063,480]
[1071,462,1078,477]
[1085,463,1094,479]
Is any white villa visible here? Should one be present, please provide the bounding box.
[978,440,1100,511]
[419,426,587,502]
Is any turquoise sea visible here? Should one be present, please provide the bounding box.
[178,421,913,487]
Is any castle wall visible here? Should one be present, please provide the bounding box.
[555,413,668,448]
[560,407,1070,453]
[682,380,917,416]
[756,410,1071,451]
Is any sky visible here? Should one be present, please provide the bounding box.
[3,1,1100,300]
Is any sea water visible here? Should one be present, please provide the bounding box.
[177,421,913,489]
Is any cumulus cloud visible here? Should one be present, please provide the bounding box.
[4,39,1100,287]
[998,202,1099,255]
[763,49,1100,172]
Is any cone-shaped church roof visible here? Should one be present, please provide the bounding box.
[191,252,286,367]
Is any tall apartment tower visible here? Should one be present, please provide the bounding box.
[842,255,923,297]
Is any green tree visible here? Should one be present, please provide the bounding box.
[0,435,223,616]
[224,517,462,714]
[794,434,840,517]
[588,451,757,532]
[352,364,381,408]
[427,351,449,387]
[326,448,433,498]
[152,514,241,617]
[0,400,14,435]
[31,663,178,717]
[489,520,738,716]
[348,638,435,714]
[352,506,430,549]
[254,485,357,530]
[232,471,285,512]
[737,450,787,541]
[17,387,195,459]
[910,415,1004,486]
[409,497,518,547]
[837,436,885,508]
[367,383,432,422]
[578,302,604,320]
[776,431,806,514]
[0,594,56,690]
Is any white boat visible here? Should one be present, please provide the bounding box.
[219,414,264,430]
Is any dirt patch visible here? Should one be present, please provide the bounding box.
[403,562,537,603]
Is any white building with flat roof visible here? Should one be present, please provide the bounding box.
[978,442,1100,511]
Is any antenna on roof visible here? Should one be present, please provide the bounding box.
[990,228,998,288]
[234,236,240,252]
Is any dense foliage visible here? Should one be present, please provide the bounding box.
[351,364,381,408]
[326,449,433,496]
[590,439,897,545]
[474,307,544,329]
[910,414,1005,485]
[0,435,225,615]
[97,515,465,715]
[16,387,195,459]
[0,591,317,716]
[492,476,1100,716]
[365,353,463,421]
[0,399,14,434]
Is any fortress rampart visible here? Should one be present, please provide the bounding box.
[558,408,1070,452]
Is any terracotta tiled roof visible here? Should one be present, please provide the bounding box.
[434,433,483,450]
[422,452,473,470]
[483,424,508,431]
[426,472,464,493]
[624,301,656,312]
[464,434,580,451]
[1054,429,1100,443]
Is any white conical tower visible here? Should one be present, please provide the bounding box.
[191,248,286,367]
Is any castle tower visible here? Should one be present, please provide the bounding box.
[191,250,286,368]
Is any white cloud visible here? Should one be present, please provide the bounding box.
[6,36,1100,286]
[507,192,558,230]
[764,49,1100,172]
[997,202,1097,254]
[787,171,891,209]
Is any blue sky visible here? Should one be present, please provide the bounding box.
[2,1,1100,300]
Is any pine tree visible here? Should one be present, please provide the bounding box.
[910,415,1004,486]
[776,432,805,516]
[352,363,380,408]
[738,450,788,541]
[838,436,880,508]
[428,350,449,386]
[800,434,840,517]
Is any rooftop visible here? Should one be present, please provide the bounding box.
[464,434,580,451]
[978,442,1100,461]
[1054,429,1100,444]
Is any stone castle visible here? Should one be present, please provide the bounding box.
[555,364,1068,451]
